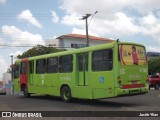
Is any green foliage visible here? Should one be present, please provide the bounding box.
[148,57,160,74]
[17,45,66,59]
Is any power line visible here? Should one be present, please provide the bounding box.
[0,44,72,49]
[0,13,84,16]
[0,13,85,19]
[0,44,36,47]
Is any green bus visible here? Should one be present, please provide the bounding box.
[13,41,149,102]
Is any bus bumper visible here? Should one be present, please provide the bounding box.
[115,86,149,96]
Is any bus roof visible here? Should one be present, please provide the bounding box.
[27,41,115,61]
[15,41,145,62]
[118,41,144,46]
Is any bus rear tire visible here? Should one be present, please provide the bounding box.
[61,86,72,102]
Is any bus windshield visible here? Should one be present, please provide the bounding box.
[119,44,147,65]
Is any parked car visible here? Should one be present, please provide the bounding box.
[0,86,6,95]
[149,75,160,90]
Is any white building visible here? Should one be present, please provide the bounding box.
[2,72,11,85]
[45,38,60,48]
[45,34,113,49]
[2,72,12,95]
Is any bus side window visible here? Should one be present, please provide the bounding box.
[36,59,46,74]
[92,49,113,71]
[20,62,27,74]
[59,55,73,73]
[29,61,34,74]
[47,57,58,73]
[14,65,19,79]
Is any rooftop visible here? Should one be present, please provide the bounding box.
[57,34,114,42]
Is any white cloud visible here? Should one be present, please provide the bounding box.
[61,14,84,26]
[92,12,139,36]
[0,37,5,44]
[72,28,85,35]
[2,25,44,45]
[72,28,99,37]
[51,11,59,23]
[134,13,160,47]
[146,46,160,52]
[17,10,42,28]
[0,55,7,79]
[140,13,159,26]
[10,51,22,61]
[52,36,57,39]
[10,51,22,57]
[139,13,160,39]
[66,12,139,37]
[0,0,6,4]
[0,38,6,49]
[60,0,160,15]
[60,0,160,45]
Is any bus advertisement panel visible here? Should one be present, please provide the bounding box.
[119,45,147,65]
[117,43,148,95]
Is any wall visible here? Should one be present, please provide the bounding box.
[2,72,12,95]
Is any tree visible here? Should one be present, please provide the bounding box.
[17,45,66,59]
[148,57,160,75]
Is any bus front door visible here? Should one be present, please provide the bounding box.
[28,61,34,86]
[77,53,88,86]
[20,60,28,91]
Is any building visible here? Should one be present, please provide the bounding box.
[2,72,12,95]
[147,52,160,57]
[2,72,11,85]
[45,34,113,49]
[45,38,59,48]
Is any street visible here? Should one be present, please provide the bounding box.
[0,89,160,119]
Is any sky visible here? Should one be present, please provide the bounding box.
[0,0,160,79]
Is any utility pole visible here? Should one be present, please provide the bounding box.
[10,55,14,95]
[80,14,91,47]
[80,11,98,47]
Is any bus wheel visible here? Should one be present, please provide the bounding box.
[22,86,30,97]
[61,86,72,102]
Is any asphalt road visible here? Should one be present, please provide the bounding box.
[0,89,160,120]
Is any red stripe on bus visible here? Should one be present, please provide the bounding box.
[122,84,144,89]
[21,58,28,62]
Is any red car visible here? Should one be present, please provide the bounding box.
[149,75,160,90]
[0,86,6,95]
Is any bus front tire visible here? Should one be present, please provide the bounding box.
[22,86,30,97]
[61,86,72,102]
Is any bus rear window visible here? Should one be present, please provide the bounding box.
[119,44,147,65]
